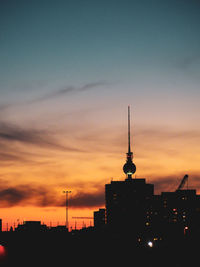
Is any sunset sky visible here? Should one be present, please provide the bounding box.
[0,0,200,230]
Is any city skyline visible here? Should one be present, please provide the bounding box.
[0,0,200,228]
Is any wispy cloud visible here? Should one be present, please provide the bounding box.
[31,86,75,103]
[0,120,86,166]
[0,182,59,207]
[29,81,108,103]
[0,180,105,208]
[0,81,109,114]
[0,121,82,152]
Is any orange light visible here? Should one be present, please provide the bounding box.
[0,245,6,258]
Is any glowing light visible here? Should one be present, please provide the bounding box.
[147,241,153,248]
[0,244,6,258]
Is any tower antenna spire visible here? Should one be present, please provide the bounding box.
[128,105,131,154]
[123,106,136,180]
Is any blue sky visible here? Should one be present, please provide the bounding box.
[1,0,200,93]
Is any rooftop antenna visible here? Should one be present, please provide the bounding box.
[123,106,136,180]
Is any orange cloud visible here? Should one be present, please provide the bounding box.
[0,179,104,209]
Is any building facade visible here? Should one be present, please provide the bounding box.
[105,178,154,233]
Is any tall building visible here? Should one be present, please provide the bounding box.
[105,179,154,232]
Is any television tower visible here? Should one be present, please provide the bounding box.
[123,106,136,180]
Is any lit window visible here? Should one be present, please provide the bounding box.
[113,193,117,200]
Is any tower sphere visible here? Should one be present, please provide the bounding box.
[123,160,136,176]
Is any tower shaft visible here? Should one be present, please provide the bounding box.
[123,106,136,179]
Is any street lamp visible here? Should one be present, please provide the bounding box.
[63,190,71,230]
[147,241,153,248]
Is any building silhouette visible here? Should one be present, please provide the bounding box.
[105,178,154,233]
[151,188,200,237]
[94,208,106,229]
[95,107,200,240]
[15,221,48,232]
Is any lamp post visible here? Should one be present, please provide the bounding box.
[63,190,71,230]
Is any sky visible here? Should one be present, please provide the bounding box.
[0,0,200,230]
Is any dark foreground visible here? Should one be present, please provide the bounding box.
[0,230,199,267]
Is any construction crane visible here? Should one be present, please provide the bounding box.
[176,174,189,191]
